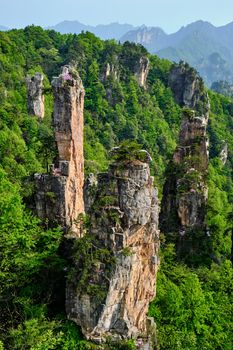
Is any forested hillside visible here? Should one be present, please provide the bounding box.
[0,26,232,349]
[120,20,233,86]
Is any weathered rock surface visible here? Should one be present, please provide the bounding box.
[135,56,150,88]
[66,161,160,348]
[219,142,228,165]
[33,65,159,347]
[101,55,150,88]
[160,62,209,251]
[168,62,209,111]
[102,62,119,82]
[34,66,85,235]
[26,73,45,119]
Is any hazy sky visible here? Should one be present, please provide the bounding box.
[1,0,233,33]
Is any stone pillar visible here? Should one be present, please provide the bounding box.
[160,62,210,257]
[34,66,85,236]
[66,161,160,347]
[26,73,45,119]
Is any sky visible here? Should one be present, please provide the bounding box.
[1,0,233,33]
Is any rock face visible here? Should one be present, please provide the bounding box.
[33,65,159,347]
[102,62,119,82]
[101,56,150,88]
[34,66,85,235]
[26,73,45,119]
[160,62,210,255]
[135,57,150,88]
[219,142,228,165]
[66,161,160,347]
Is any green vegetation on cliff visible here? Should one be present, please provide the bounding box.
[0,26,232,349]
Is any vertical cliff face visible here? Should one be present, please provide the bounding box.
[26,73,45,119]
[34,66,85,235]
[219,142,228,165]
[102,62,119,82]
[160,62,210,256]
[101,55,150,89]
[33,65,159,346]
[66,161,160,348]
[135,56,150,88]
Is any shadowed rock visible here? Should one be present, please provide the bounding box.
[160,62,210,260]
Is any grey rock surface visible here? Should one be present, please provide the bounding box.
[26,73,44,119]
[161,62,209,239]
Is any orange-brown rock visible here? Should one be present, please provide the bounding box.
[66,161,160,348]
[34,66,84,235]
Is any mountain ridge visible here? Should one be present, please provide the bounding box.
[2,19,233,85]
[46,20,136,40]
[120,20,233,85]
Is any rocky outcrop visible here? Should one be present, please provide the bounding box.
[135,57,150,88]
[34,66,85,235]
[66,160,160,348]
[102,63,119,82]
[160,62,210,255]
[26,73,45,119]
[219,142,228,165]
[33,65,159,347]
[101,55,149,88]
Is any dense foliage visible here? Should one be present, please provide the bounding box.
[0,26,232,349]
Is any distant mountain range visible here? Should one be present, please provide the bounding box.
[2,19,233,86]
[121,20,233,86]
[47,20,136,40]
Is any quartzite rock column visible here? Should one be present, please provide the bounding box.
[34,66,85,236]
[160,62,210,258]
[66,160,160,348]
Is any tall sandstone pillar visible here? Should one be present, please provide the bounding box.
[160,62,210,260]
[66,160,160,348]
[34,66,85,235]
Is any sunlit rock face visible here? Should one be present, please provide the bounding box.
[135,56,150,88]
[26,73,45,119]
[160,62,210,257]
[66,161,160,348]
[34,66,85,236]
[33,65,159,348]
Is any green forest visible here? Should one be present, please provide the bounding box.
[0,26,232,349]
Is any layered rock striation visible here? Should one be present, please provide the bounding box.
[160,62,210,256]
[34,66,85,235]
[66,160,160,348]
[26,73,45,119]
